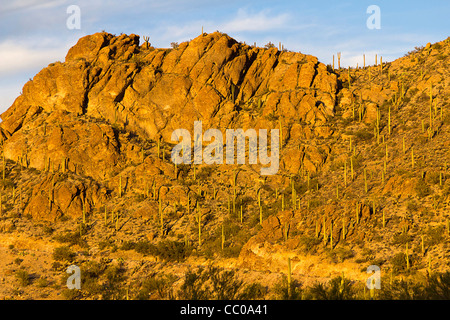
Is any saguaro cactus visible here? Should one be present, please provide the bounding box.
[259,206,263,225]
[287,257,292,298]
[344,162,347,187]
[119,175,122,198]
[342,216,346,240]
[355,202,360,224]
[350,157,354,180]
[405,243,410,270]
[221,223,225,250]
[159,197,163,233]
[82,199,86,224]
[330,221,333,249]
[143,36,150,49]
[2,151,5,182]
[198,203,202,246]
[364,169,368,193]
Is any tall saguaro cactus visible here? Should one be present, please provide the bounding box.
[143,36,150,49]
[198,203,202,246]
[287,257,292,298]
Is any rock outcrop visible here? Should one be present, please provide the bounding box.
[1,32,449,297]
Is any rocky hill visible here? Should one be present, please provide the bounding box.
[0,32,449,300]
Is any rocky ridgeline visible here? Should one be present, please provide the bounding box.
[0,31,338,221]
[0,32,449,297]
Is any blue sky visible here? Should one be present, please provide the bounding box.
[0,0,449,114]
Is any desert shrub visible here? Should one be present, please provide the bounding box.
[354,129,374,141]
[120,240,136,251]
[15,270,30,286]
[432,43,442,50]
[199,221,250,259]
[272,275,302,300]
[298,235,321,254]
[54,230,88,248]
[177,266,245,300]
[422,271,450,299]
[61,288,83,300]
[152,240,191,261]
[196,166,215,181]
[406,200,419,212]
[98,239,114,250]
[0,178,15,189]
[378,278,423,300]
[425,225,445,246]
[391,232,412,245]
[176,164,190,180]
[426,171,441,185]
[416,92,429,104]
[309,198,324,209]
[77,260,127,300]
[390,252,412,273]
[415,179,431,198]
[134,240,191,262]
[306,276,355,300]
[240,283,267,300]
[133,240,153,254]
[36,277,49,288]
[136,274,176,300]
[210,267,244,300]
[52,246,75,262]
[331,247,355,263]
[177,268,210,300]
[104,264,126,283]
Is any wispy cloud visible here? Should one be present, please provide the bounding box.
[0,38,73,75]
[154,8,293,47]
[0,0,67,15]
[220,8,290,33]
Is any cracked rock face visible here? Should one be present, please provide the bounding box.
[1,31,337,185]
[0,31,449,294]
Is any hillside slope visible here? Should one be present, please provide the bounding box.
[0,32,449,300]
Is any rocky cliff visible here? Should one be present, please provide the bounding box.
[0,32,449,300]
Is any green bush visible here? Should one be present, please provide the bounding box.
[306,276,355,300]
[134,240,191,262]
[422,272,450,299]
[425,225,445,246]
[390,253,408,273]
[354,129,374,141]
[177,266,245,300]
[391,232,412,245]
[273,275,302,300]
[15,270,30,286]
[136,274,176,300]
[52,246,75,262]
[240,283,267,300]
[415,179,431,198]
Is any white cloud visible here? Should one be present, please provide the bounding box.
[0,0,67,14]
[152,8,293,48]
[220,8,290,33]
[0,38,73,75]
[0,37,76,114]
